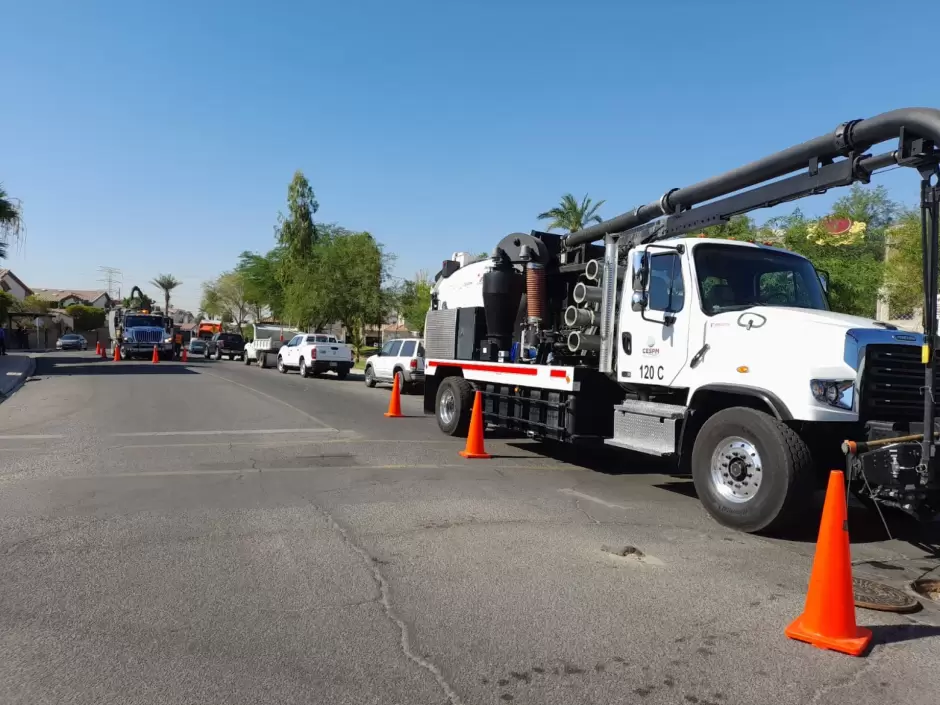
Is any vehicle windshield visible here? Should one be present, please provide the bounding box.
[693,243,828,315]
[124,315,165,329]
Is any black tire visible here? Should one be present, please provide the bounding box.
[364,365,376,388]
[435,376,474,437]
[336,368,349,380]
[691,406,813,534]
[299,357,309,378]
[243,354,251,365]
[215,349,222,361]
[277,355,287,374]
[394,368,410,395]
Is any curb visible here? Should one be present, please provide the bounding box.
[0,355,37,403]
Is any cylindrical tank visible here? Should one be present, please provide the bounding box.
[481,252,525,351]
[564,306,595,328]
[573,282,602,306]
[526,262,546,323]
[567,331,601,353]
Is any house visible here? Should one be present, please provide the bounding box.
[30,288,112,309]
[0,269,33,300]
[168,307,196,324]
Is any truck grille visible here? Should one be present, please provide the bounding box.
[128,330,163,343]
[860,344,940,421]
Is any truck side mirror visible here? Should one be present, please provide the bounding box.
[631,252,649,311]
[817,269,830,294]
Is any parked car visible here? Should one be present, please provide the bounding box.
[277,333,354,378]
[364,338,425,393]
[56,333,88,351]
[188,338,208,356]
[206,332,246,361]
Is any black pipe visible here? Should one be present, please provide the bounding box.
[563,107,940,248]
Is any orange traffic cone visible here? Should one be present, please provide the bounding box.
[95,341,101,356]
[384,373,404,418]
[152,345,160,364]
[181,347,188,362]
[113,344,121,362]
[785,470,872,656]
[459,390,491,459]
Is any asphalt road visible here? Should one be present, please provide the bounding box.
[1,351,939,705]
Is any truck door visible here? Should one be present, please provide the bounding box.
[616,246,691,387]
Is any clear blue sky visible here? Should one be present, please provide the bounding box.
[2,0,935,313]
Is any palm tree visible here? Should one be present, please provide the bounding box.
[537,193,606,233]
[151,274,182,319]
[0,185,25,259]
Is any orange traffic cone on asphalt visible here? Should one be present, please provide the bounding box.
[95,341,101,356]
[181,347,188,362]
[384,373,404,418]
[459,390,491,459]
[785,470,873,656]
[113,344,121,362]
[152,345,160,364]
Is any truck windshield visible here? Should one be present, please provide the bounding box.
[124,315,165,328]
[693,243,828,315]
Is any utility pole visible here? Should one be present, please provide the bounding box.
[97,266,122,302]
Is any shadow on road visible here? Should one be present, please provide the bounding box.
[35,354,200,376]
[507,438,940,548]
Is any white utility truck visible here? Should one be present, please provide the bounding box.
[423,107,940,534]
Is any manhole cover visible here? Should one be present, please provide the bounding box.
[911,579,940,602]
[853,577,921,613]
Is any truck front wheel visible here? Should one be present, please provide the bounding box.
[690,406,812,534]
[436,377,474,437]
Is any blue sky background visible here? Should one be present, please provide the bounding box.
[2,0,935,313]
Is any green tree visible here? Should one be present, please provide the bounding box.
[537,193,605,233]
[881,209,927,315]
[276,171,319,264]
[236,250,284,322]
[150,274,182,318]
[830,184,898,260]
[0,291,16,321]
[771,209,884,318]
[65,304,106,330]
[215,272,251,333]
[19,294,52,313]
[397,272,432,335]
[0,185,24,259]
[199,280,224,319]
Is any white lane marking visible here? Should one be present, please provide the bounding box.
[60,463,476,479]
[558,488,626,510]
[195,368,335,428]
[110,428,337,438]
[0,434,66,440]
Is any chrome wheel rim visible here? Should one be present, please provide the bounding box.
[439,388,456,426]
[710,436,762,503]
[277,357,284,371]
[365,368,373,384]
[300,360,306,376]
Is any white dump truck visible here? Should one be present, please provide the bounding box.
[244,323,301,368]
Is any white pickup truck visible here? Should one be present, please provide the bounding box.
[277,333,354,379]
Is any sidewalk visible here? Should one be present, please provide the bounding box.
[0,352,36,400]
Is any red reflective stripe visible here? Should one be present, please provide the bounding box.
[428,361,538,376]
[549,369,567,378]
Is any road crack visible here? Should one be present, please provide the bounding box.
[807,645,881,704]
[305,496,464,705]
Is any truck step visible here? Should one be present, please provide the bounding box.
[605,400,687,457]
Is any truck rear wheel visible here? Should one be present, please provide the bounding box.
[690,406,812,534]
[436,377,474,437]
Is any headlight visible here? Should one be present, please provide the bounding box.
[810,379,854,410]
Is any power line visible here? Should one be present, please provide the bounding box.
[97,266,122,299]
